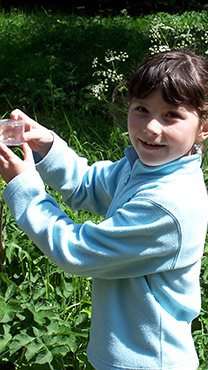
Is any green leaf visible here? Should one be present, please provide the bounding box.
[9,332,34,355]
[0,273,14,286]
[0,324,12,352]
[74,312,88,326]
[25,340,44,361]
[33,287,47,301]
[6,243,16,263]
[63,281,73,298]
[35,348,53,364]
[0,297,22,323]
[29,305,56,325]
[46,321,61,335]
[51,345,68,356]
[5,283,17,302]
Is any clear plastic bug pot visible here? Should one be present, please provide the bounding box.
[0,119,25,146]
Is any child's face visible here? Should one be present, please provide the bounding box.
[128,88,203,166]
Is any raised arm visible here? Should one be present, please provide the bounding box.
[2,168,182,279]
[4,110,123,215]
[34,132,126,214]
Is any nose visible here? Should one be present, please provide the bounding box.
[144,118,162,136]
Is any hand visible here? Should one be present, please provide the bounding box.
[11,109,54,158]
[0,142,35,184]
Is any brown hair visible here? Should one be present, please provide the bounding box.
[128,49,208,125]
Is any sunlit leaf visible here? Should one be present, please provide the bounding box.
[35,348,53,364]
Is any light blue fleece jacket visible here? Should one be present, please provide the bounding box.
[3,133,208,370]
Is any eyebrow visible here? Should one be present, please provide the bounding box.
[132,97,184,110]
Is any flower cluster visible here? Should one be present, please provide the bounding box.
[149,17,197,54]
[201,31,208,54]
[91,50,128,100]
[104,50,129,63]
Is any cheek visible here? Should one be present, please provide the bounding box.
[127,114,132,127]
[166,127,196,151]
[128,115,138,133]
[128,125,138,143]
[127,119,134,135]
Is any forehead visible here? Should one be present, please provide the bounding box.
[130,89,177,107]
[129,90,199,116]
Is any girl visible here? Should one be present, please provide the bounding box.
[0,48,208,370]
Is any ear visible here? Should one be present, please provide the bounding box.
[197,124,208,142]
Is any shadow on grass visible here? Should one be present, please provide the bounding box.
[0,10,150,119]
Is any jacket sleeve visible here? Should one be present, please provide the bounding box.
[34,133,125,216]
[3,170,182,279]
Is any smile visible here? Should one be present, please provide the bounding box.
[144,140,160,146]
[140,139,165,150]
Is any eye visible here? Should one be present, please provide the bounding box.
[165,111,181,120]
[136,106,148,114]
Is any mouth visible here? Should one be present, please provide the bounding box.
[140,139,165,150]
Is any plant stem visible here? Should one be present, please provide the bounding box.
[0,201,6,273]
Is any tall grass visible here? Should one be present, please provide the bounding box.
[0,8,207,369]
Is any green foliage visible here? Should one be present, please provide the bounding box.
[148,11,208,54]
[0,9,149,123]
[0,190,93,370]
[0,7,207,370]
[193,240,208,369]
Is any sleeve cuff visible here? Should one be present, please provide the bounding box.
[3,170,45,219]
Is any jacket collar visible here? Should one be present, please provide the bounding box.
[124,146,202,176]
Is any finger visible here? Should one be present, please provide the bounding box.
[22,142,35,164]
[23,129,42,142]
[0,152,9,167]
[10,109,23,120]
[23,128,53,148]
[0,142,15,161]
[22,130,44,152]
[10,109,39,131]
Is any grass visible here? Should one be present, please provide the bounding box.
[0,7,207,370]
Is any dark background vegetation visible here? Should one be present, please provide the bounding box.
[1,0,208,15]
